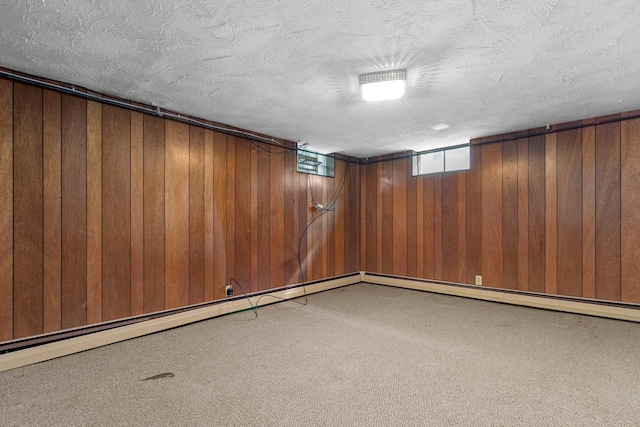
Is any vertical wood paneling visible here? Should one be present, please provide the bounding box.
[234,138,251,290]
[43,90,61,333]
[595,121,621,301]
[204,130,214,301]
[621,117,640,303]
[381,160,393,274]
[0,79,12,341]
[481,143,503,288]
[353,164,361,271]
[517,138,529,291]
[225,137,236,286]
[416,176,424,278]
[545,133,557,295]
[423,176,435,279]
[130,112,144,315]
[212,132,227,299]
[189,126,205,304]
[284,151,296,283]
[466,146,482,284]
[502,141,518,289]
[164,120,189,309]
[582,124,596,299]
[297,168,308,282]
[249,143,259,291]
[434,175,443,280]
[13,83,43,338]
[143,115,165,313]
[528,135,546,293]
[334,160,346,276]
[457,174,466,283]
[310,176,323,281]
[102,105,131,321]
[406,173,418,278]
[61,94,87,329]
[86,100,102,324]
[556,129,583,297]
[365,164,377,271]
[325,171,335,278]
[392,159,407,276]
[270,149,285,286]
[441,174,458,282]
[257,147,270,289]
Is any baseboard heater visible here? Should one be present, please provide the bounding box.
[0,273,362,372]
[363,273,640,323]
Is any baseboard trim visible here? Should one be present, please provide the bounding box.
[364,273,640,323]
[0,274,360,372]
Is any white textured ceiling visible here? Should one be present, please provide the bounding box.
[1,0,640,157]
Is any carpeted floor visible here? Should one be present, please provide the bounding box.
[2,283,640,426]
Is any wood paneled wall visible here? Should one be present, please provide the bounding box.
[0,77,360,342]
[361,114,640,305]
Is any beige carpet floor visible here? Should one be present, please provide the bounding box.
[2,283,640,426]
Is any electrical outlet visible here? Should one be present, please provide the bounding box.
[475,275,482,286]
[225,285,233,297]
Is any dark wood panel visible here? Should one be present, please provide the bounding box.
[434,175,443,280]
[143,115,165,313]
[61,94,87,329]
[517,138,529,291]
[502,141,518,289]
[582,125,596,299]
[102,105,131,321]
[528,135,546,293]
[545,133,557,295]
[250,143,258,291]
[13,83,43,338]
[392,159,407,276]
[212,132,227,299]
[165,120,190,309]
[556,129,583,297]
[257,146,271,289]
[189,126,206,304]
[416,175,424,278]
[43,90,61,333]
[233,138,251,290]
[381,160,393,274]
[0,78,12,341]
[310,175,323,281]
[334,160,346,276]
[130,112,144,316]
[621,117,640,303]
[297,166,308,282]
[349,163,360,272]
[86,100,102,324]
[325,170,336,278]
[284,151,297,284]
[423,176,435,279]
[270,150,285,285]
[457,174,466,283]
[595,122,621,301]
[353,163,361,271]
[204,130,215,301]
[225,137,236,286]
[406,172,418,278]
[441,173,458,282]
[481,143,503,288]
[465,145,482,284]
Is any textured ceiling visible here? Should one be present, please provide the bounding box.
[1,0,640,157]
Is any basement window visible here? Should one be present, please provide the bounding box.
[297,149,335,177]
[412,145,470,176]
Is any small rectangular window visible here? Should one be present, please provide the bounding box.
[412,145,471,176]
[445,146,470,172]
[297,149,335,177]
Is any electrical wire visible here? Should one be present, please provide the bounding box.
[296,161,350,283]
[228,278,307,320]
